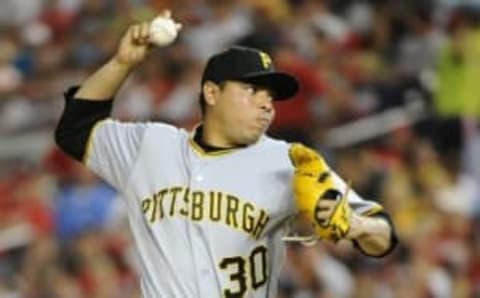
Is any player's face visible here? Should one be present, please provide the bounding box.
[209,80,275,146]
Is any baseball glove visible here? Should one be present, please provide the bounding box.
[289,143,352,242]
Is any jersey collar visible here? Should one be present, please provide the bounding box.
[189,125,242,157]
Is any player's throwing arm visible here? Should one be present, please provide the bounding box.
[74,11,182,101]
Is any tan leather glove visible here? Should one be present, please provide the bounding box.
[289,143,352,242]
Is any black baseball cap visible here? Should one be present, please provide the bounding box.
[201,46,299,101]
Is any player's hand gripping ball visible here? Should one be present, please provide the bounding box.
[149,12,181,47]
[289,143,352,242]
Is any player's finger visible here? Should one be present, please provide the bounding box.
[131,24,141,42]
[316,199,336,210]
[161,9,172,18]
[140,22,150,41]
[315,218,328,226]
[175,22,182,31]
[316,209,331,221]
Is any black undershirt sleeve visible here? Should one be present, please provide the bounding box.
[352,211,398,258]
[54,86,113,161]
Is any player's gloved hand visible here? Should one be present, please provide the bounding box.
[289,143,352,242]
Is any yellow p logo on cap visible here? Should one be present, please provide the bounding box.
[259,52,272,69]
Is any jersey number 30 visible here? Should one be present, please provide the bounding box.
[219,245,268,297]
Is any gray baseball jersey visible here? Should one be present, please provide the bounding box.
[84,119,382,298]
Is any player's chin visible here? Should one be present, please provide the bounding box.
[242,128,266,145]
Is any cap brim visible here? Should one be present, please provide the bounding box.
[239,72,299,101]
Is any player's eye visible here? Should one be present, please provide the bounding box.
[242,84,256,94]
[239,82,275,99]
[265,89,276,100]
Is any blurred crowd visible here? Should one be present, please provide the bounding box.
[1,0,480,297]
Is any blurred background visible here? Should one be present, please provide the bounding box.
[1,0,480,297]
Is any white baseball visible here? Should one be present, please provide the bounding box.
[149,16,178,47]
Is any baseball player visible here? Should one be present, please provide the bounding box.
[55,11,397,298]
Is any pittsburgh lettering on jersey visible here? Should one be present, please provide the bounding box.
[141,187,270,239]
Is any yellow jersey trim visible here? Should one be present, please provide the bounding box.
[361,204,384,216]
[188,124,240,158]
[82,118,110,165]
[188,139,238,157]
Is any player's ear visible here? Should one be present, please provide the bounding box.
[203,81,220,107]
